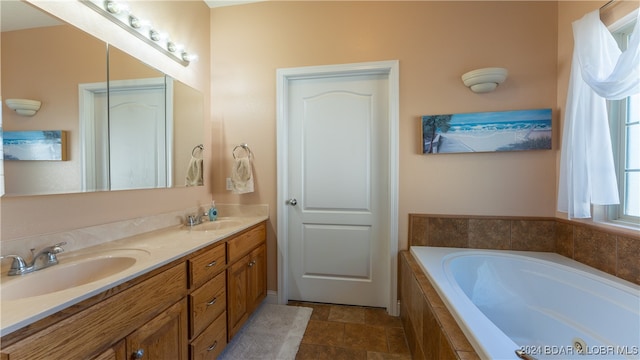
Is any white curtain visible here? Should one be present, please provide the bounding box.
[558,9,640,218]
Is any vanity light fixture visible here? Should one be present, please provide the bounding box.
[461,67,508,93]
[5,99,41,116]
[82,0,197,66]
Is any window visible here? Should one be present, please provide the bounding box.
[607,19,640,227]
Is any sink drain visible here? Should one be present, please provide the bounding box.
[573,337,587,355]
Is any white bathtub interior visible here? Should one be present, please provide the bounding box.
[410,246,640,360]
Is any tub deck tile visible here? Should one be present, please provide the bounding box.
[400,251,480,360]
[456,350,481,360]
[432,307,475,352]
[511,220,555,251]
[574,226,617,275]
[429,218,469,248]
[617,236,640,284]
[468,218,511,249]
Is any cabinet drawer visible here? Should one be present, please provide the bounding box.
[189,272,226,339]
[227,223,266,263]
[189,242,226,288]
[190,312,227,360]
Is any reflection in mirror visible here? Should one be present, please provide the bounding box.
[172,79,205,188]
[85,46,168,191]
[102,46,204,191]
[1,2,205,196]
[1,1,107,196]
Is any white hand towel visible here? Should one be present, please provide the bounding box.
[231,157,254,194]
[185,156,203,186]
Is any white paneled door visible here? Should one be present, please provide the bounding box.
[108,85,167,190]
[280,62,397,309]
[82,78,172,191]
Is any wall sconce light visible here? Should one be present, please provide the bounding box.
[82,0,197,66]
[461,67,508,93]
[5,99,41,116]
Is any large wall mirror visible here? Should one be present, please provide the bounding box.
[1,1,204,196]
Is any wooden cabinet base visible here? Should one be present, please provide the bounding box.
[1,221,267,360]
[0,264,186,360]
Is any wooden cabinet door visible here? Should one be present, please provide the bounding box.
[247,244,267,313]
[92,341,125,360]
[126,299,188,360]
[226,254,249,340]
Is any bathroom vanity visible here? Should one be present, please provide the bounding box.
[0,219,267,360]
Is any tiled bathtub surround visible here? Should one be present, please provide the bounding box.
[408,214,640,285]
[399,251,479,360]
[402,214,639,360]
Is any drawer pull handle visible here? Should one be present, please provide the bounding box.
[207,297,217,306]
[248,260,255,267]
[207,341,218,352]
[206,260,217,267]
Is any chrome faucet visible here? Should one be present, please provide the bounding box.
[31,242,66,271]
[0,255,30,276]
[186,213,208,226]
[0,242,67,276]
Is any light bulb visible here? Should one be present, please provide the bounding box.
[128,15,141,28]
[149,29,160,41]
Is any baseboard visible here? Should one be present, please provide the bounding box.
[265,290,279,304]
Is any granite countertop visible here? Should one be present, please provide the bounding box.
[0,214,268,336]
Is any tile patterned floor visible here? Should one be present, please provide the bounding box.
[288,301,411,360]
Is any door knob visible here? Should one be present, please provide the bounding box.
[133,349,144,359]
[287,198,297,206]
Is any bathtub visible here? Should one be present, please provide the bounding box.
[410,247,640,360]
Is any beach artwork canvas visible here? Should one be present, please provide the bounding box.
[422,108,552,154]
[3,130,68,161]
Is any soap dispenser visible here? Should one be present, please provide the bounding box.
[208,201,218,221]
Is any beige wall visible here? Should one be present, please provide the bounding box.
[210,1,559,291]
[1,1,212,240]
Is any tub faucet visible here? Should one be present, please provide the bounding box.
[0,242,66,276]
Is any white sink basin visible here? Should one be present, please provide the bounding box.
[185,219,242,232]
[1,249,149,301]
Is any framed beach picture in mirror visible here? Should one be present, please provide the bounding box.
[421,108,552,154]
[3,130,68,161]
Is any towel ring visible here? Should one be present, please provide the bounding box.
[192,144,204,157]
[233,143,252,159]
